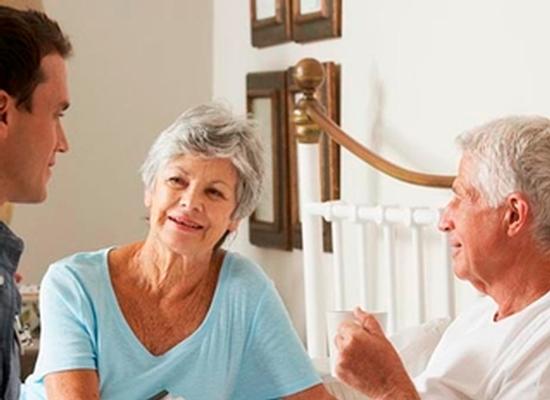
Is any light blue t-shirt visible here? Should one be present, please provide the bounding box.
[22,248,320,399]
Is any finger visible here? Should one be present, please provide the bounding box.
[337,320,363,336]
[361,314,384,334]
[353,306,369,324]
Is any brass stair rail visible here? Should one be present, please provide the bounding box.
[292,58,455,189]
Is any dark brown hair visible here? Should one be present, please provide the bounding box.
[0,6,72,111]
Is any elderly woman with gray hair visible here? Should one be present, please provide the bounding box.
[22,103,333,400]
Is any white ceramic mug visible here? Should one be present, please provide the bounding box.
[326,310,388,377]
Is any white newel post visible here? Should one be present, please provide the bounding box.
[292,58,329,359]
[297,143,326,359]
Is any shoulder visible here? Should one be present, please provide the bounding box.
[42,247,112,293]
[222,251,272,287]
[220,251,274,301]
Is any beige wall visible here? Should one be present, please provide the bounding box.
[13,0,213,283]
[213,0,550,339]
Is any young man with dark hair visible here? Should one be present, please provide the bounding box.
[0,5,72,399]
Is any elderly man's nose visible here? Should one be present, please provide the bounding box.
[438,207,454,232]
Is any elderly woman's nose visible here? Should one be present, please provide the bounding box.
[180,187,204,210]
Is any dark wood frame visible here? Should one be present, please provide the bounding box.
[287,62,340,252]
[247,71,292,250]
[291,0,341,43]
[250,0,292,47]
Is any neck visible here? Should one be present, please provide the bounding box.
[0,161,10,205]
[492,285,550,320]
[0,188,7,206]
[130,239,219,297]
[486,253,550,320]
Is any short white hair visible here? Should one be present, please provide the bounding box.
[458,115,550,249]
[140,102,265,220]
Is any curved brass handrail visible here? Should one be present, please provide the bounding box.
[292,58,455,189]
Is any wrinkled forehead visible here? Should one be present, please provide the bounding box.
[160,154,239,183]
[455,154,478,191]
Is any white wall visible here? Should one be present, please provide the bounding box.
[213,0,550,339]
[13,0,213,283]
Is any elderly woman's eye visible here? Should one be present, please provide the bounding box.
[167,177,184,186]
[208,188,225,198]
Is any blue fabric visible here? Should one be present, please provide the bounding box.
[22,248,320,399]
[0,222,23,400]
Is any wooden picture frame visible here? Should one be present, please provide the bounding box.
[287,62,340,252]
[291,0,341,43]
[250,0,292,47]
[247,71,292,250]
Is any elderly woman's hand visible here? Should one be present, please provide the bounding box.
[334,308,420,400]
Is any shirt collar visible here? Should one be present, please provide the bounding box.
[0,222,24,273]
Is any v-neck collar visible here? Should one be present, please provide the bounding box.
[101,246,231,360]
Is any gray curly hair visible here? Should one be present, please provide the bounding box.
[458,115,550,250]
[141,102,265,220]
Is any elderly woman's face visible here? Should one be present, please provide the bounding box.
[145,154,239,257]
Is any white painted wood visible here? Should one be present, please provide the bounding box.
[357,222,369,309]
[411,225,427,323]
[330,219,345,310]
[382,222,398,334]
[297,143,326,358]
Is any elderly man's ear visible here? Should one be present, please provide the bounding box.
[504,193,530,237]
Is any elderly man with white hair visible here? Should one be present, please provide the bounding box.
[335,116,550,399]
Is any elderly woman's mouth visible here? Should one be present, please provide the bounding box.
[168,216,204,230]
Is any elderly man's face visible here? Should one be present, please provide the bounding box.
[438,156,508,291]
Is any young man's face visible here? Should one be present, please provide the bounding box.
[0,53,70,203]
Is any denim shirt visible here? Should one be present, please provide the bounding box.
[0,222,23,400]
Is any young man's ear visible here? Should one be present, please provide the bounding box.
[0,90,11,140]
[505,193,530,236]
